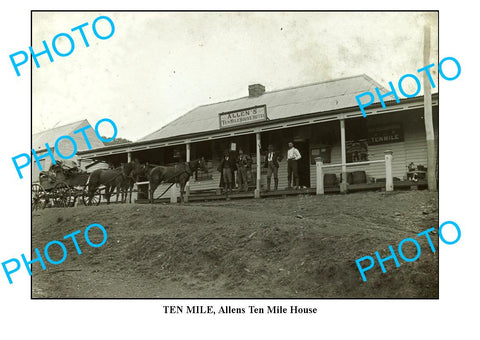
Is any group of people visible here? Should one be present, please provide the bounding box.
[217,148,252,192]
[217,141,303,193]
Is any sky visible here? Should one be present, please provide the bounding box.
[32,11,438,141]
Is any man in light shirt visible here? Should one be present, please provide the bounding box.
[287,141,301,189]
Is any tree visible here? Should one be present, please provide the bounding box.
[102,137,132,146]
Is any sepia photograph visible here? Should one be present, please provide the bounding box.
[30,11,439,298]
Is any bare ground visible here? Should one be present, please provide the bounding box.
[31,190,439,298]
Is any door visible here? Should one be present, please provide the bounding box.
[294,141,310,187]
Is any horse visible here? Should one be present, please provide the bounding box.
[149,158,207,203]
[113,161,146,203]
[86,168,125,205]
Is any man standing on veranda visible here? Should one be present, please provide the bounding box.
[287,141,301,189]
[236,148,251,192]
[264,144,282,191]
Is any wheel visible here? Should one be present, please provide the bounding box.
[32,184,47,211]
[70,186,83,207]
[81,185,101,206]
[52,182,71,208]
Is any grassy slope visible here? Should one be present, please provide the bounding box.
[32,191,439,298]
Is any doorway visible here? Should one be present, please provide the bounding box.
[294,140,310,187]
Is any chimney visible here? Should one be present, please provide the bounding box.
[248,84,265,97]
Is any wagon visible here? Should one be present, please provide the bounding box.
[31,160,102,210]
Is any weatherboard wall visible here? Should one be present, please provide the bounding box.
[309,112,436,187]
[187,109,436,191]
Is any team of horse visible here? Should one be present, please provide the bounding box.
[86,158,207,205]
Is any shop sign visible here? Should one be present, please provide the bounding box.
[219,105,267,128]
[368,123,404,145]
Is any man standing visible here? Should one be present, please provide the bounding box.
[287,141,301,189]
[264,144,282,191]
[236,148,252,192]
[218,150,234,193]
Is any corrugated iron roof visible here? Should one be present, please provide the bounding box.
[137,74,391,142]
[33,119,104,151]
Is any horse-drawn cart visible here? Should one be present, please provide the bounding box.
[31,160,102,210]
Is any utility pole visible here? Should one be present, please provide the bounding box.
[423,24,437,191]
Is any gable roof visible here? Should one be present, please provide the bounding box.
[137,74,390,143]
[33,119,105,151]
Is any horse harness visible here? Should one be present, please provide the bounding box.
[154,162,195,200]
[103,169,128,187]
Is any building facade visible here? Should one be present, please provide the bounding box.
[77,75,439,198]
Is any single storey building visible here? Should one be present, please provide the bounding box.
[77,75,438,200]
[32,119,106,182]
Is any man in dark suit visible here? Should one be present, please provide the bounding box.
[218,150,235,193]
[236,148,252,192]
[264,144,282,191]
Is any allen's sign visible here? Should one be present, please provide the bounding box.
[219,105,267,129]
